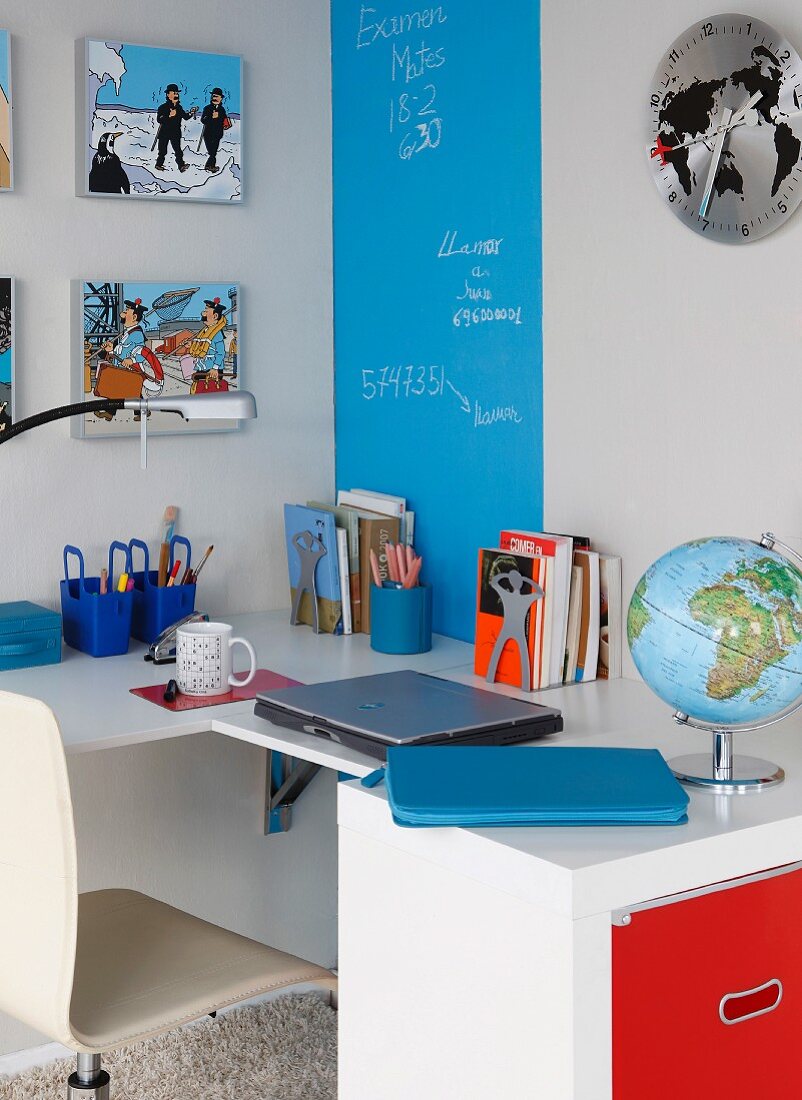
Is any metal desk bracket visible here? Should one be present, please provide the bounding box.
[264,750,322,835]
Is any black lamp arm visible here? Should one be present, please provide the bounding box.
[0,400,126,445]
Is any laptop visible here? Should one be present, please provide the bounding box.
[254,670,563,760]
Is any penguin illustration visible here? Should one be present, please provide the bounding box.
[88,132,131,194]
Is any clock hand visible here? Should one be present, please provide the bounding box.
[699,106,733,217]
[729,90,763,127]
[651,91,762,164]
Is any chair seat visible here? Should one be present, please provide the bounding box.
[68,889,335,1052]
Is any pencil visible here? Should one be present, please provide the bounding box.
[369,548,382,587]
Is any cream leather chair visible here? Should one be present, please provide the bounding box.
[0,692,336,1098]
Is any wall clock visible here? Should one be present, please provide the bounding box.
[649,14,802,242]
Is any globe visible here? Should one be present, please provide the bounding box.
[628,536,802,728]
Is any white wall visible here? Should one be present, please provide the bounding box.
[542,0,802,677]
[0,0,334,1055]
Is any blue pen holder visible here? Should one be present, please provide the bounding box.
[128,537,196,645]
[60,542,134,657]
[370,583,432,655]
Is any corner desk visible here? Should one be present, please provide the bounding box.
[5,610,802,1100]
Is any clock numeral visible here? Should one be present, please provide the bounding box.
[779,200,788,213]
[780,49,791,63]
[700,217,710,232]
[668,191,677,203]
[668,48,679,63]
[702,21,713,37]
[745,21,752,35]
[650,93,660,107]
[742,224,750,237]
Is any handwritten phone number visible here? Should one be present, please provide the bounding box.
[453,306,523,328]
[362,364,445,400]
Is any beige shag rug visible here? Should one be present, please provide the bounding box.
[0,994,337,1100]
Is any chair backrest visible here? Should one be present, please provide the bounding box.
[0,691,78,1044]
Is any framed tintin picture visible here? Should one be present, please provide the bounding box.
[78,39,242,203]
[0,277,14,434]
[0,31,13,191]
[71,280,242,438]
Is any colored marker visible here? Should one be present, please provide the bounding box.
[117,572,129,593]
[166,559,182,587]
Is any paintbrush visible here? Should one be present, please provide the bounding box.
[158,505,178,586]
[188,545,214,585]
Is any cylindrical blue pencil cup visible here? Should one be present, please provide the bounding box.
[370,583,432,655]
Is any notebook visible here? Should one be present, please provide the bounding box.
[364,745,689,827]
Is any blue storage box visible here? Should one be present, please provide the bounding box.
[0,601,62,671]
[60,543,134,658]
[129,536,196,645]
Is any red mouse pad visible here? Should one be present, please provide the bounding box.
[131,669,303,711]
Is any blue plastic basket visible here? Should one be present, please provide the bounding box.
[129,536,196,645]
[60,542,134,657]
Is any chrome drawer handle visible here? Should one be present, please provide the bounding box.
[719,979,783,1025]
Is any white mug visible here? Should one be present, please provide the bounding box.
[176,621,256,697]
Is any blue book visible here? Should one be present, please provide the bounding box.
[367,746,689,827]
[284,504,343,634]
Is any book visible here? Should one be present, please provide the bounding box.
[598,554,623,680]
[307,501,362,632]
[573,549,600,683]
[336,527,352,635]
[338,488,405,520]
[359,514,401,633]
[499,531,571,687]
[284,504,343,634]
[563,564,583,683]
[474,548,548,690]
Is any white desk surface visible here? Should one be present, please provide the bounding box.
[0,610,471,758]
[10,610,802,921]
[340,672,802,919]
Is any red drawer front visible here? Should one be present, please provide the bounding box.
[613,867,802,1100]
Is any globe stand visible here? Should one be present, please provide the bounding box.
[669,724,785,794]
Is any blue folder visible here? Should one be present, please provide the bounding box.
[363,746,689,827]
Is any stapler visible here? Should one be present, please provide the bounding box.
[144,612,209,664]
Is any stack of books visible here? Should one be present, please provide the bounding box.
[475,529,622,691]
[283,489,414,635]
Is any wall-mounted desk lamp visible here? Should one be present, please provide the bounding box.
[0,392,258,468]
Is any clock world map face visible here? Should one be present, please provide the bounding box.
[649,14,802,242]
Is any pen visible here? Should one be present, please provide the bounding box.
[179,564,193,585]
[166,560,182,587]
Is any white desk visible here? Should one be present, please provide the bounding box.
[8,613,802,1099]
[0,610,471,765]
[338,673,802,1100]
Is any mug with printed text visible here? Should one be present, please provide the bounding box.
[176,621,256,697]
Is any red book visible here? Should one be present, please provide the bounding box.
[499,531,572,687]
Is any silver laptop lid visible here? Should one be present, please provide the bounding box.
[257,670,560,745]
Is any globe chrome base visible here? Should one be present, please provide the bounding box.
[670,753,785,794]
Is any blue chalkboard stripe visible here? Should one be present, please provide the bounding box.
[332,0,543,642]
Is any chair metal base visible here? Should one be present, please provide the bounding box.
[66,1069,110,1100]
